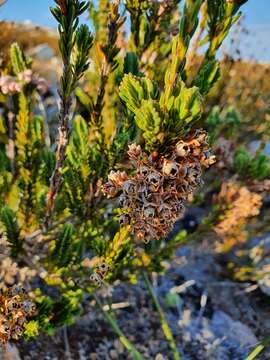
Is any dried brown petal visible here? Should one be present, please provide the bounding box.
[127,144,142,159]
[108,170,128,186]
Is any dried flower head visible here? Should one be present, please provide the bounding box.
[104,129,214,242]
[90,262,110,287]
[0,285,35,344]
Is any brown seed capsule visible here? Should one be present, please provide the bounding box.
[21,300,36,315]
[122,180,136,194]
[175,141,190,157]
[119,214,131,226]
[139,166,150,177]
[102,181,118,198]
[0,285,35,344]
[96,262,110,279]
[162,160,179,177]
[90,273,102,287]
[146,173,161,192]
[143,237,151,244]
[144,207,156,218]
[136,230,146,241]
[128,144,142,159]
[7,296,20,311]
[119,193,130,208]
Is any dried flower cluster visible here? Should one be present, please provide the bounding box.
[90,262,110,287]
[0,285,35,344]
[214,181,263,251]
[0,70,48,95]
[104,130,215,243]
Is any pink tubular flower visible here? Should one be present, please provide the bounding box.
[0,70,49,95]
[18,69,33,83]
[0,75,21,94]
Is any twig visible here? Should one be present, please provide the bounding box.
[102,301,130,311]
[44,91,73,228]
[63,326,72,360]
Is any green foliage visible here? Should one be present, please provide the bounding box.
[119,73,159,113]
[52,223,74,268]
[23,320,40,339]
[134,99,162,144]
[50,289,83,327]
[123,52,141,76]
[192,59,220,95]
[63,115,106,215]
[75,87,94,113]
[119,73,163,148]
[206,106,270,181]
[89,0,110,43]
[165,80,203,141]
[206,105,241,142]
[40,149,56,184]
[74,24,94,79]
[1,206,22,258]
[119,73,203,148]
[50,0,93,101]
[10,42,30,75]
[206,0,245,57]
[15,92,30,167]
[35,290,83,334]
[234,148,270,181]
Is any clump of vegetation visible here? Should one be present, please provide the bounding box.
[2,0,269,359]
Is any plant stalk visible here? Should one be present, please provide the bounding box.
[93,293,145,360]
[245,335,270,360]
[142,271,181,360]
